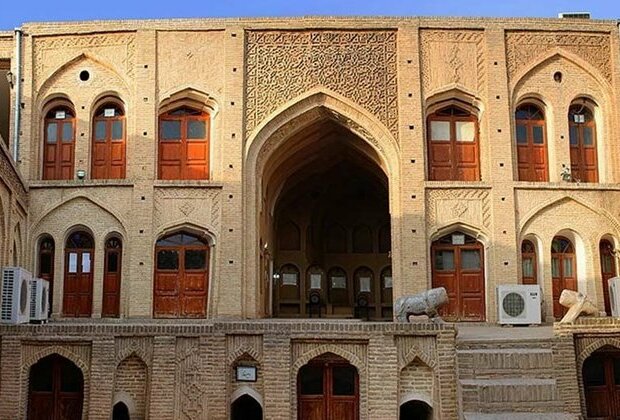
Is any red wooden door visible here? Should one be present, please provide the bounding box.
[158,108,209,180]
[551,237,577,319]
[28,354,83,420]
[43,108,75,180]
[92,104,126,179]
[298,357,358,420]
[521,240,537,285]
[154,232,209,318]
[583,349,620,419]
[516,104,548,182]
[63,232,94,317]
[432,232,485,321]
[102,237,122,317]
[427,106,479,181]
[600,240,616,316]
[38,237,55,313]
[569,105,598,183]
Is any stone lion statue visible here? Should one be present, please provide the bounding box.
[394,287,449,323]
[559,289,600,324]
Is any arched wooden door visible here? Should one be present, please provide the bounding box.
[600,240,617,316]
[28,354,84,420]
[583,347,620,419]
[431,232,485,321]
[515,104,548,182]
[568,104,598,183]
[298,354,359,420]
[38,236,55,314]
[92,103,126,179]
[63,231,94,317]
[551,236,577,319]
[102,237,122,317]
[154,232,209,318]
[43,106,75,180]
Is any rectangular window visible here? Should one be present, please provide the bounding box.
[107,252,119,273]
[62,122,73,142]
[187,120,206,140]
[184,249,206,270]
[532,126,544,144]
[40,253,52,275]
[602,255,614,273]
[516,124,527,144]
[161,120,181,140]
[569,126,579,146]
[82,252,91,273]
[522,257,534,277]
[434,250,455,271]
[584,358,605,386]
[455,121,475,142]
[46,123,58,143]
[583,127,594,146]
[111,120,123,141]
[95,121,106,141]
[430,120,450,141]
[461,249,481,270]
[551,257,560,277]
[68,252,78,273]
[332,366,356,396]
[157,250,179,270]
[300,366,323,395]
[563,258,574,277]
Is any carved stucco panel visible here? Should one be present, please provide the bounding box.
[427,189,491,231]
[153,188,221,231]
[245,30,398,137]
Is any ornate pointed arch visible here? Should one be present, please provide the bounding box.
[159,86,220,116]
[425,85,485,117]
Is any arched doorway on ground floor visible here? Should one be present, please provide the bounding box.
[599,239,617,316]
[298,353,359,420]
[399,399,432,420]
[112,402,130,420]
[583,346,620,419]
[231,394,263,420]
[551,236,577,319]
[27,354,84,420]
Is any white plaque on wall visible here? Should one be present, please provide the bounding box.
[282,273,298,286]
[104,108,116,118]
[310,274,322,289]
[359,277,371,292]
[331,276,346,289]
[452,234,465,245]
[384,276,393,288]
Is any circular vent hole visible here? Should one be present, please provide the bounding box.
[554,71,563,83]
[503,292,525,317]
[79,70,90,82]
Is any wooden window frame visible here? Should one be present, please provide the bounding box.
[43,106,76,180]
[521,239,538,285]
[551,236,577,319]
[91,103,126,179]
[568,104,598,183]
[515,104,548,182]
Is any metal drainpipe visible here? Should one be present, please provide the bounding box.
[12,28,22,162]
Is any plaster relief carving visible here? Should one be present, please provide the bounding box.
[153,189,221,230]
[245,30,398,137]
[427,189,490,231]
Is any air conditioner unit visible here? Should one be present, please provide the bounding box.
[29,278,49,323]
[497,284,542,325]
[1,267,31,324]
[608,277,620,317]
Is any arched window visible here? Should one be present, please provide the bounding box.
[328,267,350,308]
[427,105,479,181]
[521,239,537,285]
[515,104,548,181]
[352,225,373,253]
[275,263,301,315]
[91,102,126,179]
[325,224,347,253]
[568,103,598,182]
[158,107,210,180]
[154,231,210,318]
[278,220,301,251]
[102,237,122,317]
[551,236,577,319]
[43,106,75,180]
[600,239,617,315]
[38,236,55,313]
[63,231,94,317]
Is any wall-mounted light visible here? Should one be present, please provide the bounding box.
[76,169,86,180]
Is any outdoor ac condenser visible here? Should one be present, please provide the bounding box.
[1,267,31,324]
[29,278,49,323]
[497,284,542,325]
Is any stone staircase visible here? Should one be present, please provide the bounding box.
[456,333,577,420]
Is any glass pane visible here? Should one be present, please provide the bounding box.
[40,253,52,275]
[434,250,454,271]
[82,253,91,273]
[430,120,450,141]
[533,126,544,144]
[584,357,605,386]
[583,127,594,146]
[461,249,481,270]
[569,126,579,146]
[161,120,181,140]
[516,124,527,144]
[185,249,206,270]
[187,120,206,140]
[68,253,78,273]
[157,250,179,270]
[60,363,82,392]
[107,252,119,273]
[30,358,53,391]
[46,123,57,143]
[551,257,560,277]
[111,120,123,140]
[614,358,620,385]
[95,121,106,141]
[456,121,475,142]
[62,122,73,142]
[332,366,356,395]
[299,365,323,395]
[563,258,573,277]
[522,257,534,278]
[602,254,614,273]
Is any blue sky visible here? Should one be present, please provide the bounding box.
[2,0,620,30]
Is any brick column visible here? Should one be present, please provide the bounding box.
[88,337,116,419]
[436,330,458,419]
[553,330,582,416]
[263,333,291,420]
[204,333,227,419]
[367,334,398,419]
[0,337,21,419]
[147,336,176,418]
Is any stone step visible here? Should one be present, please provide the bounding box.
[463,412,577,420]
[460,378,561,413]
[457,347,554,379]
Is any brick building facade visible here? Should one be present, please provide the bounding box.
[0,15,619,419]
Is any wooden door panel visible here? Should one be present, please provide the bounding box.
[155,273,179,293]
[186,142,208,161]
[430,144,452,163]
[28,394,54,420]
[58,395,83,420]
[299,399,324,420]
[183,272,206,292]
[154,295,179,317]
[585,389,611,418]
[460,272,483,293]
[330,399,356,420]
[461,296,485,320]
[182,295,206,317]
[456,144,477,164]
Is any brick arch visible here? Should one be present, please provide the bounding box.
[159,86,220,117]
[228,348,262,366]
[399,347,437,370]
[116,349,150,369]
[155,221,218,247]
[429,221,490,246]
[576,338,620,415]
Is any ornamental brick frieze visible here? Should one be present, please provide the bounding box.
[153,188,221,231]
[420,29,485,95]
[33,32,136,88]
[505,31,612,84]
[245,30,398,137]
[426,188,491,231]
[0,145,27,204]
